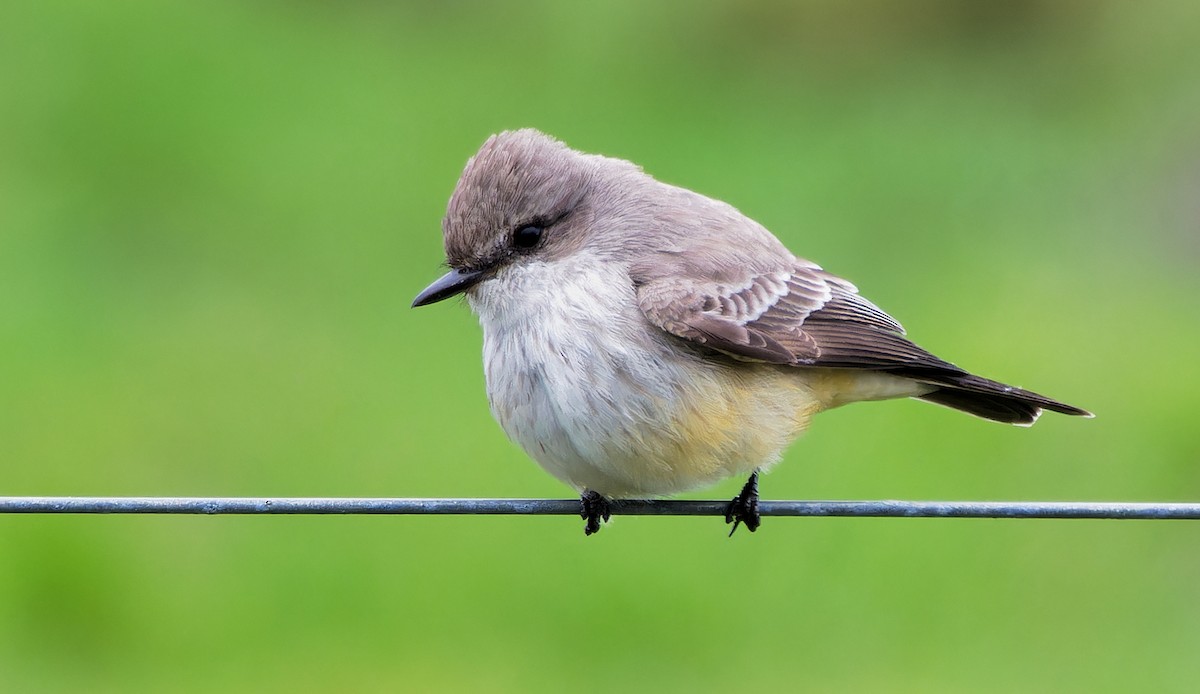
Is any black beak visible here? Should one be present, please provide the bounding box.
[412,268,486,307]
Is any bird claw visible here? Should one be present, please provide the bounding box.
[725,472,761,536]
[580,490,611,536]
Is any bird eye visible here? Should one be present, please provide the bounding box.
[512,224,544,249]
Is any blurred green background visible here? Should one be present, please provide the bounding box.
[1,0,1198,691]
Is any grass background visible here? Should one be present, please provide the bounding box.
[1,1,1198,691]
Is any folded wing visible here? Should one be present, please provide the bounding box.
[635,260,1090,423]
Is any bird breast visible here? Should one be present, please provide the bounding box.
[467,251,819,497]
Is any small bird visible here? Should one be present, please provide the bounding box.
[413,129,1090,535]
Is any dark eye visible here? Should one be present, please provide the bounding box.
[512,224,543,249]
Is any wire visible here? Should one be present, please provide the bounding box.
[1,497,1198,519]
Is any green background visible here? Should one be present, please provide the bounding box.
[2,1,1197,691]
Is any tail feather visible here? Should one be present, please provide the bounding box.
[911,372,1092,426]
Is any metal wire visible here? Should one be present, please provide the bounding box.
[1,497,1198,519]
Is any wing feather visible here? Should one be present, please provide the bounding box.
[636,261,952,371]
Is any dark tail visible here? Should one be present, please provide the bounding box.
[912,372,1092,426]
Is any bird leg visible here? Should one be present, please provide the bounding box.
[580,490,612,536]
[725,471,761,535]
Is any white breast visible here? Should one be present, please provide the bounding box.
[467,251,817,497]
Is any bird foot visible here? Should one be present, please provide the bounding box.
[725,472,761,536]
[580,490,612,536]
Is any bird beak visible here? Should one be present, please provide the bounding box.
[412,268,486,307]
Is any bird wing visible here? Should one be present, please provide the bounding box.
[635,259,959,372]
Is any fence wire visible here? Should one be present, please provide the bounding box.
[1,497,1198,519]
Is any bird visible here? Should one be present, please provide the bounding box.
[412,129,1091,536]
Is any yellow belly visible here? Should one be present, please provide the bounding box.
[563,366,928,497]
[542,363,820,497]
